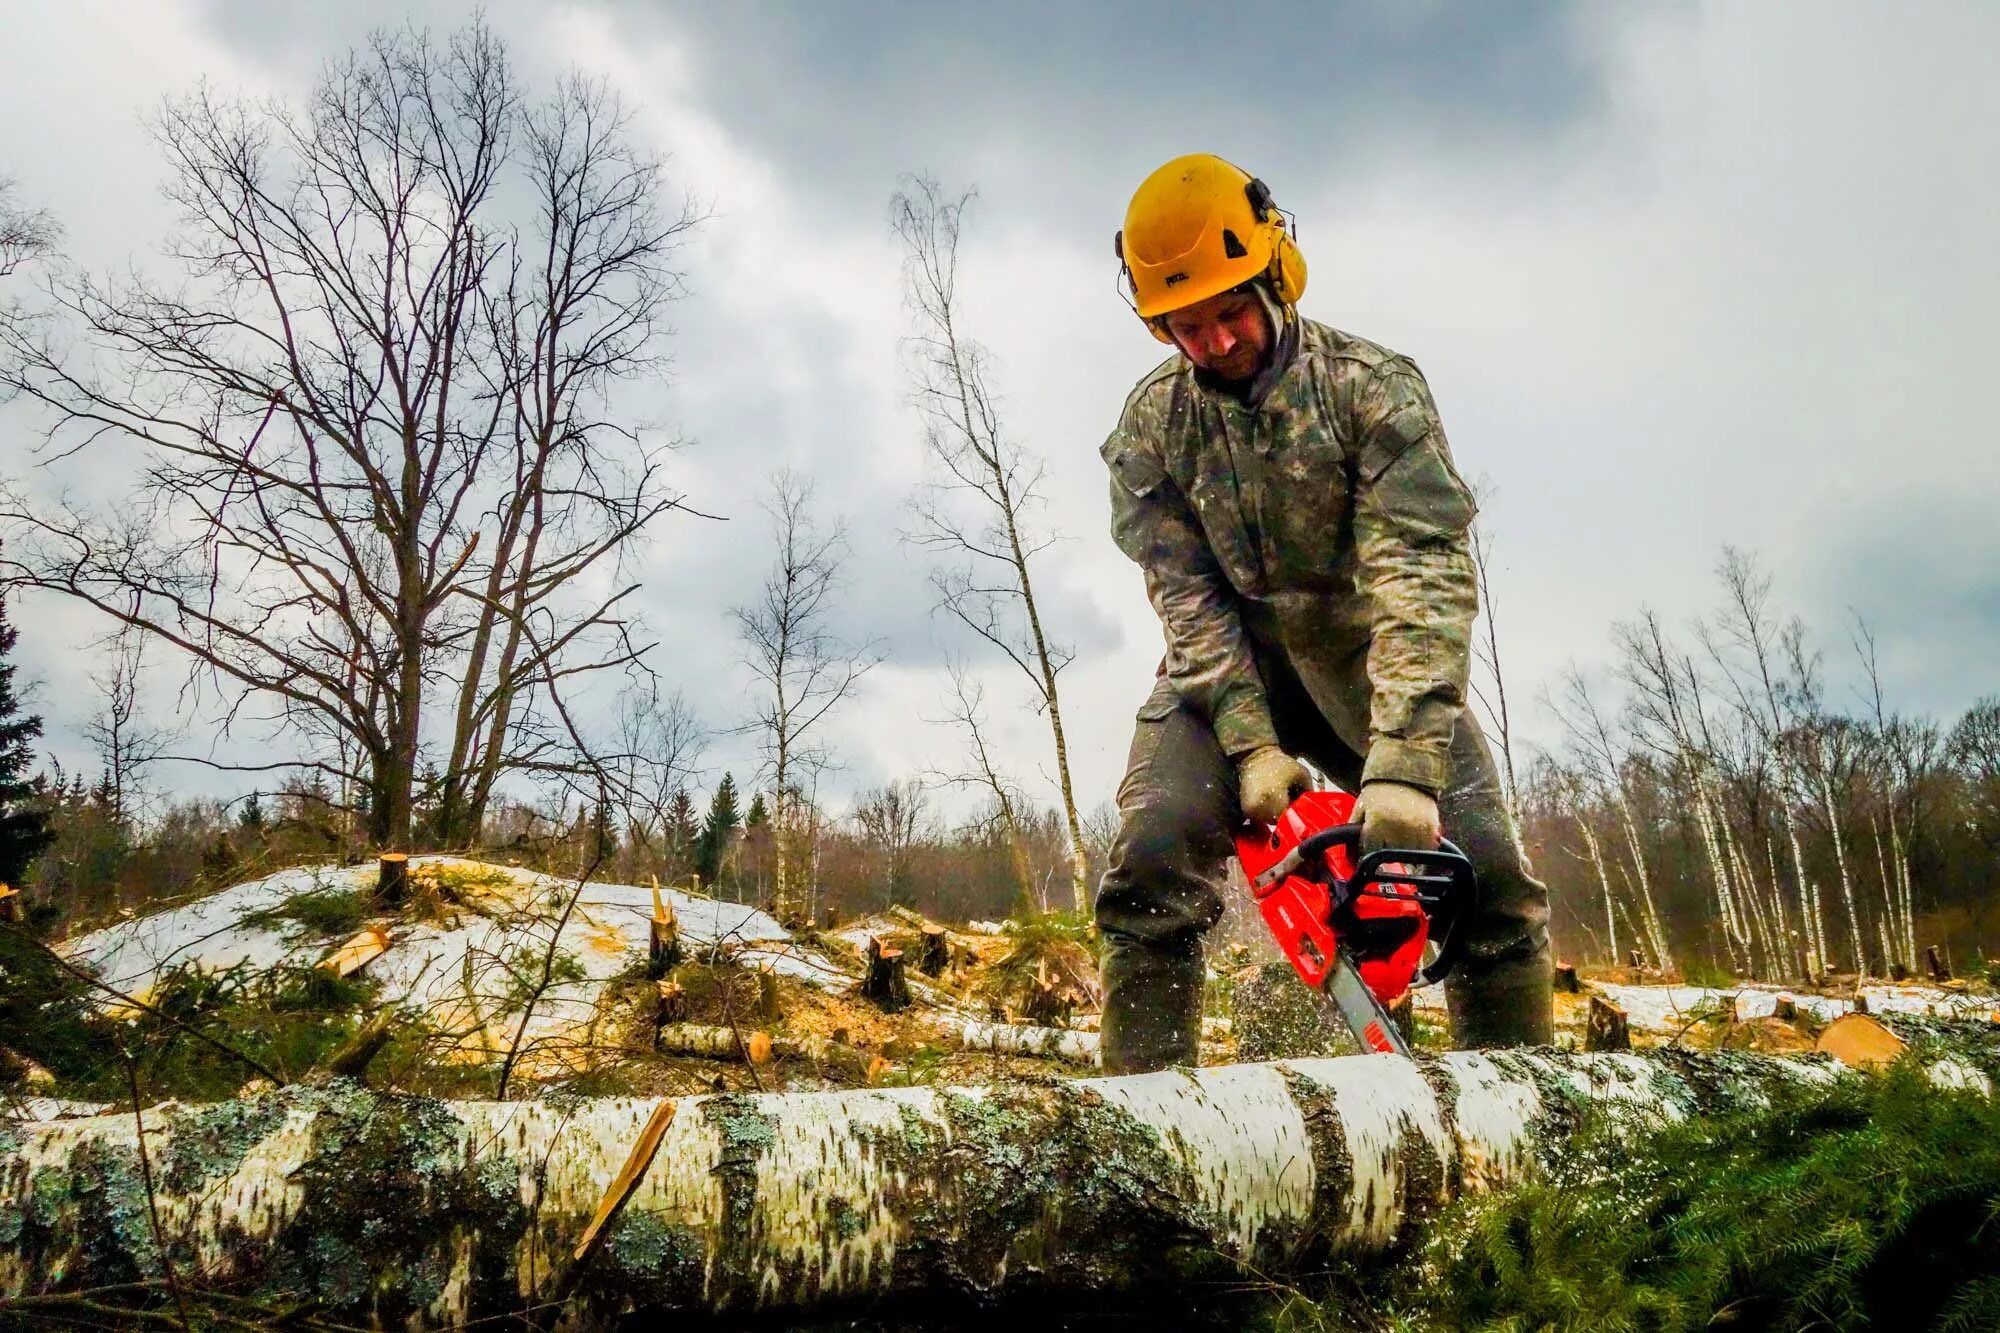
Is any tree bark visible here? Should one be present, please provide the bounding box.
[4,1045,1945,1325]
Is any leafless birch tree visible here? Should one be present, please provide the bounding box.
[734,469,880,923]
[893,175,1090,912]
[0,21,697,850]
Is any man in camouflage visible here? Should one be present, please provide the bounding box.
[1097,154,1553,1073]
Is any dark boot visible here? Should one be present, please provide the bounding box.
[1099,931,1206,1074]
[1445,944,1554,1047]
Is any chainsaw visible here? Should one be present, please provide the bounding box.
[1234,789,1476,1058]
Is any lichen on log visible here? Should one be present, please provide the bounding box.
[3,1041,1912,1326]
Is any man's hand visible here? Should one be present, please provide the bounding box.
[1238,746,1309,824]
[1354,780,1442,853]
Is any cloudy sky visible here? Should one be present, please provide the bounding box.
[3,1,1997,821]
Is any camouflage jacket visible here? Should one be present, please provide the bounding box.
[1101,317,1477,795]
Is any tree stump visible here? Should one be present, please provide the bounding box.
[757,967,783,1023]
[0,885,21,925]
[1022,960,1079,1028]
[1927,945,1951,983]
[819,906,838,931]
[1627,949,1643,971]
[376,853,410,904]
[1890,963,1911,982]
[1774,995,1799,1023]
[862,936,910,1012]
[1853,992,1871,1015]
[1554,962,1581,994]
[655,980,686,1029]
[648,887,681,980]
[918,925,950,977]
[1585,994,1630,1052]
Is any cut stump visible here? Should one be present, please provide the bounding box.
[1586,994,1631,1052]
[861,936,910,1012]
[376,852,410,904]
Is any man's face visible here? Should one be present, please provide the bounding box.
[1161,287,1272,383]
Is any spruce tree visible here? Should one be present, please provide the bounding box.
[664,787,698,872]
[745,792,769,828]
[0,592,53,889]
[695,773,740,888]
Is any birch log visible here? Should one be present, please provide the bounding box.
[958,1020,1099,1065]
[7,1038,1992,1326]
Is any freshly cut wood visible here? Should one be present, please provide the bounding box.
[566,1099,677,1271]
[1774,995,1799,1023]
[319,924,391,977]
[2,1047,1893,1324]
[655,980,686,1025]
[1818,1012,1904,1069]
[958,1020,1098,1065]
[1586,994,1630,1052]
[0,884,20,924]
[376,852,410,903]
[861,936,910,1012]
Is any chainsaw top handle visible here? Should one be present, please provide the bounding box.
[1288,822,1476,987]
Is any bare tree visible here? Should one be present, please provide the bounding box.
[926,660,1036,909]
[1466,498,1519,823]
[0,21,697,851]
[893,175,1090,913]
[0,177,59,278]
[1702,548,1817,977]
[81,630,176,825]
[1852,616,1939,976]
[734,469,880,922]
[854,779,930,910]
[1545,664,1671,968]
[606,684,706,871]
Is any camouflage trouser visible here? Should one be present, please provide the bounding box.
[1095,668,1553,1074]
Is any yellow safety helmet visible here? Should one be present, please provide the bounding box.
[1115,153,1307,343]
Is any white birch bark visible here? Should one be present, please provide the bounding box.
[1,1048,1881,1324]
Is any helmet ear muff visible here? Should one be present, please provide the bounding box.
[1246,177,1307,307]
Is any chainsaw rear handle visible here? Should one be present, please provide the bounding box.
[1287,822,1477,987]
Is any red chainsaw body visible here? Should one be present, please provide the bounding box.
[1234,790,1431,1007]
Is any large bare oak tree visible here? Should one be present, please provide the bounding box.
[0,21,698,849]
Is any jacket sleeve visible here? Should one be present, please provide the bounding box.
[1101,406,1277,757]
[1349,357,1479,794]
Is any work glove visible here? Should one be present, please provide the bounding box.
[1237,745,1309,824]
[1354,780,1442,854]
